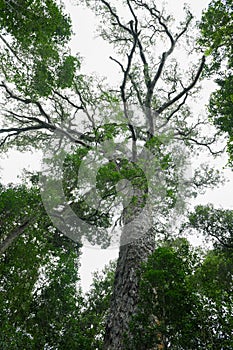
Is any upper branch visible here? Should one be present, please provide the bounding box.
[131,0,175,91]
[0,34,26,66]
[100,0,132,35]
[156,56,206,114]
[53,90,84,111]
[0,82,91,148]
[1,81,51,123]
[103,3,138,144]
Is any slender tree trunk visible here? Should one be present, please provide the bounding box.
[0,219,31,256]
[104,189,155,349]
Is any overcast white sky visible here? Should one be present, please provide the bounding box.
[1,0,232,292]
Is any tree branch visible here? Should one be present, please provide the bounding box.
[156,56,206,114]
[53,90,84,111]
[100,0,132,35]
[1,81,51,123]
[0,82,91,148]
[0,34,26,66]
[0,218,31,256]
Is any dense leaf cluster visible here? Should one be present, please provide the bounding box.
[199,0,233,164]
[0,0,79,96]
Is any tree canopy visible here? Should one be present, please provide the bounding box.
[199,0,233,165]
[0,0,79,97]
[0,0,232,349]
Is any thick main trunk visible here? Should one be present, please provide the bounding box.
[104,193,154,349]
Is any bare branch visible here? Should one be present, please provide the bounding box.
[0,81,93,148]
[0,125,49,147]
[100,0,132,35]
[109,25,138,148]
[131,1,175,90]
[109,56,125,72]
[73,83,96,130]
[175,11,193,41]
[166,93,188,122]
[0,124,49,135]
[0,34,26,65]
[53,90,84,111]
[175,133,224,155]
[206,230,233,249]
[156,56,206,114]
[126,0,138,29]
[1,81,51,123]
[128,73,143,107]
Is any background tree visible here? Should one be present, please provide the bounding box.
[0,178,115,349]
[0,0,79,98]
[188,204,233,249]
[199,0,233,165]
[193,248,233,349]
[79,261,116,349]
[0,181,83,349]
[127,238,233,349]
[127,238,201,349]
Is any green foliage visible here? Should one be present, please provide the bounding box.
[0,0,72,48]
[0,182,82,349]
[125,238,233,349]
[209,76,233,133]
[61,133,179,239]
[62,148,114,246]
[199,0,233,72]
[188,204,233,249]
[126,239,201,349]
[187,202,233,344]
[208,74,233,165]
[0,0,79,97]
[199,0,233,164]
[0,183,42,245]
[57,55,81,89]
[80,261,116,349]
[193,249,233,349]
[1,183,232,350]
[0,179,115,349]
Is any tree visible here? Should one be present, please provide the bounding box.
[127,238,233,349]
[187,204,233,249]
[74,2,220,347]
[0,0,79,98]
[80,261,116,349]
[127,238,201,349]
[0,0,223,348]
[0,179,115,349]
[82,238,233,350]
[0,181,83,349]
[185,204,233,348]
[199,0,233,164]
[193,249,233,349]
[1,188,232,349]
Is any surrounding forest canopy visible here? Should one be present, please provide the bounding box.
[0,0,232,349]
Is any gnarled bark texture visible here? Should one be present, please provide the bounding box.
[104,190,155,349]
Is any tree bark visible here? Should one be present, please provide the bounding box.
[104,189,155,349]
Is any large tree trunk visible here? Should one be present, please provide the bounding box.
[103,189,155,349]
